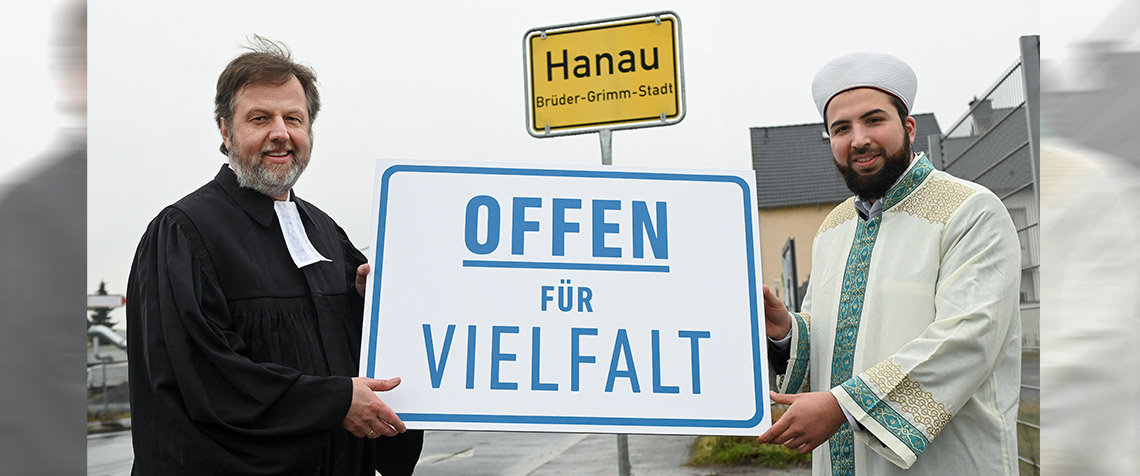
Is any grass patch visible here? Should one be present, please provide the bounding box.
[1022,349,1039,365]
[687,406,810,468]
[1017,422,1040,475]
[687,436,811,468]
[1019,458,1039,476]
[1017,350,1040,474]
[86,409,130,435]
[1018,399,1040,427]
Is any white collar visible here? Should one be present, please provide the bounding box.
[273,197,331,268]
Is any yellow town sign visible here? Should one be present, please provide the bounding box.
[524,12,685,137]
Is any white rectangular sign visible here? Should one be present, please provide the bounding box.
[360,159,770,435]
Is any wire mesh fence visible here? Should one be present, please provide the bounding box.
[933,41,1039,474]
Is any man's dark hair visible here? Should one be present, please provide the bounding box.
[887,93,909,125]
[214,35,320,155]
[824,88,911,128]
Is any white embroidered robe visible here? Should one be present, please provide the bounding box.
[775,156,1021,475]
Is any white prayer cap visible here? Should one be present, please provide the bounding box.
[811,52,917,119]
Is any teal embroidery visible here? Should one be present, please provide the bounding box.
[881,156,934,211]
[842,375,929,458]
[829,424,856,476]
[783,312,811,393]
[827,214,881,475]
[823,155,931,475]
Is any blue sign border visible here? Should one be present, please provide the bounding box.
[366,164,765,429]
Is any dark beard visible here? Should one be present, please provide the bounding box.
[834,140,913,201]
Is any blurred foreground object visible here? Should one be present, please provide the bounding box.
[1039,139,1140,475]
[1040,2,1140,473]
[0,1,86,474]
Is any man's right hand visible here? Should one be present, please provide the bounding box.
[763,284,793,340]
[342,377,408,438]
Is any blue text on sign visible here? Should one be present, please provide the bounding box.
[463,196,668,260]
[421,324,710,394]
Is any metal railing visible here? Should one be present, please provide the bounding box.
[933,36,1041,474]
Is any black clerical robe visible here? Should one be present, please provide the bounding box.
[127,165,422,475]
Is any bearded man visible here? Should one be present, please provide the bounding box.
[126,37,423,475]
[757,52,1022,476]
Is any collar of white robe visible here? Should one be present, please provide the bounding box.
[273,198,331,268]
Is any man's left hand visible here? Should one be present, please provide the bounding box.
[757,391,848,454]
[356,264,370,297]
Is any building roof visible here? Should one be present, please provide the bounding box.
[750,113,942,209]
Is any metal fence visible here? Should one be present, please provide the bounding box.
[927,35,1040,475]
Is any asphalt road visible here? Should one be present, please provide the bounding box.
[416,431,706,476]
[87,430,803,475]
[86,430,705,476]
[86,430,133,476]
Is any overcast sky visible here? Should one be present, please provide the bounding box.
[74,0,1047,322]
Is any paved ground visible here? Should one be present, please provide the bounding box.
[87,430,133,476]
[89,430,809,475]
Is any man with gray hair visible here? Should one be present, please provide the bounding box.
[127,36,423,475]
[757,52,1021,475]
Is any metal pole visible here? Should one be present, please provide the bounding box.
[93,335,109,418]
[102,359,109,417]
[600,129,613,166]
[1018,35,1041,209]
[617,434,632,476]
[599,127,630,476]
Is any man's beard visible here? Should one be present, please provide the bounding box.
[834,137,913,201]
[228,134,310,199]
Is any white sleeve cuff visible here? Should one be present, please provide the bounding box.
[768,328,793,350]
[839,398,860,430]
